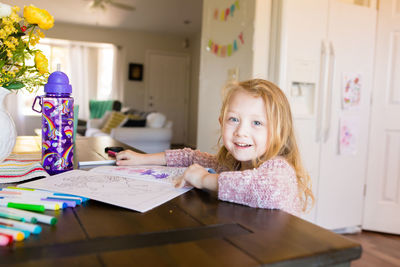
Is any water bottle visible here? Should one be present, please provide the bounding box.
[32,71,74,175]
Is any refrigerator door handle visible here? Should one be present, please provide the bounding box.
[315,40,329,142]
[323,41,336,143]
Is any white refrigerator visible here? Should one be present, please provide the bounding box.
[274,0,377,230]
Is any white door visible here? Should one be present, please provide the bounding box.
[145,51,190,144]
[363,0,400,234]
[315,1,377,230]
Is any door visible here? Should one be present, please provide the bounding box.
[145,51,190,144]
[363,0,400,234]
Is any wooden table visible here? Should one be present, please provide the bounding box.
[0,136,361,266]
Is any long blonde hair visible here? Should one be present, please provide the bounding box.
[216,79,314,212]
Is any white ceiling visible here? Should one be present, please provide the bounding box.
[4,0,203,35]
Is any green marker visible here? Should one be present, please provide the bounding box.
[6,202,45,213]
[0,211,26,222]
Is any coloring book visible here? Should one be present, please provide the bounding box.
[19,166,191,212]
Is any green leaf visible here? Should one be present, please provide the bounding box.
[3,82,25,90]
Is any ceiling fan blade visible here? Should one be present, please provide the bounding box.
[109,2,136,11]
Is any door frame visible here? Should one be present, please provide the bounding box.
[145,50,191,144]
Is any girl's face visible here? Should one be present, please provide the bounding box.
[221,90,268,167]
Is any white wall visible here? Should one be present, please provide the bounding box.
[197,0,271,152]
[188,33,202,147]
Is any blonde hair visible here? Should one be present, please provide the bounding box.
[216,79,314,212]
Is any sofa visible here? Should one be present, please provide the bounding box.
[85,112,173,153]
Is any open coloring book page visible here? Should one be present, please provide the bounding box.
[19,166,191,213]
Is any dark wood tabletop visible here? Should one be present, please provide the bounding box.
[0,136,361,266]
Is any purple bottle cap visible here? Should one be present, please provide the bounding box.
[44,71,72,94]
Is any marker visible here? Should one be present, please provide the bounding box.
[0,227,25,241]
[107,150,117,157]
[0,233,13,246]
[0,207,38,223]
[0,225,30,238]
[54,193,89,202]
[0,207,57,225]
[46,196,82,205]
[0,200,45,213]
[0,218,41,234]
[2,188,87,203]
[41,198,75,208]
[0,211,26,222]
[0,197,63,210]
[207,168,217,174]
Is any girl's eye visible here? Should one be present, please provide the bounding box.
[253,121,262,126]
[228,117,239,122]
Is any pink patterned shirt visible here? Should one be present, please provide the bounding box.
[165,148,302,216]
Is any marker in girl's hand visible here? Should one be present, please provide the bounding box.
[107,150,117,157]
[207,168,216,174]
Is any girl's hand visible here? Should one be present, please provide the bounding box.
[174,164,218,191]
[116,150,166,166]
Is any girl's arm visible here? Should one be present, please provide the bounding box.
[116,150,166,166]
[218,158,301,216]
[174,164,219,191]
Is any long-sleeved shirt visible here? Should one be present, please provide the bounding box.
[165,148,301,216]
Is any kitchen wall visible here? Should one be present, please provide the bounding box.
[197,0,271,153]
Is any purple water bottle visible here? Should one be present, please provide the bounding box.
[32,71,74,175]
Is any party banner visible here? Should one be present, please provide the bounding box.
[213,1,240,21]
[207,32,244,57]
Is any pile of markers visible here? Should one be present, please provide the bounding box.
[0,187,89,246]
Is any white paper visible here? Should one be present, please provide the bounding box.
[342,72,362,110]
[19,166,191,213]
[339,116,359,155]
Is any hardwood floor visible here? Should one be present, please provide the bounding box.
[342,230,400,267]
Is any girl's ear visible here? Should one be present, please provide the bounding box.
[219,116,222,126]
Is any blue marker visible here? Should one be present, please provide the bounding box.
[207,168,217,174]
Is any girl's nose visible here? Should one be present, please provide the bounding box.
[235,123,249,137]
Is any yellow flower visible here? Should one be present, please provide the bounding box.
[23,5,54,30]
[34,52,49,74]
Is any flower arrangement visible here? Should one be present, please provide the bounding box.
[0,2,54,92]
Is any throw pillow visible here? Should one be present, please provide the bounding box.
[101,111,127,134]
[98,110,112,129]
[146,112,166,128]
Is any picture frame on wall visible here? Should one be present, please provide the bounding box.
[129,63,143,81]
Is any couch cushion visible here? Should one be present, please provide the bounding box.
[101,111,127,134]
[146,112,166,128]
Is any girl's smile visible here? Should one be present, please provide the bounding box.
[221,90,268,166]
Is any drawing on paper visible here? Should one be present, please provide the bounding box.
[19,166,191,213]
[339,116,359,155]
[342,73,362,109]
[90,166,187,184]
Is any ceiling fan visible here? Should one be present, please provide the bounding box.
[87,0,136,11]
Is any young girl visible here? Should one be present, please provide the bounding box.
[116,79,314,216]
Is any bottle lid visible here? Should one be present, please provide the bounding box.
[44,71,72,94]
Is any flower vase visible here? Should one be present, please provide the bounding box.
[0,87,17,162]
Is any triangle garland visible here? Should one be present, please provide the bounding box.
[206,32,244,57]
[213,1,240,22]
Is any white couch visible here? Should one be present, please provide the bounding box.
[85,112,173,153]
